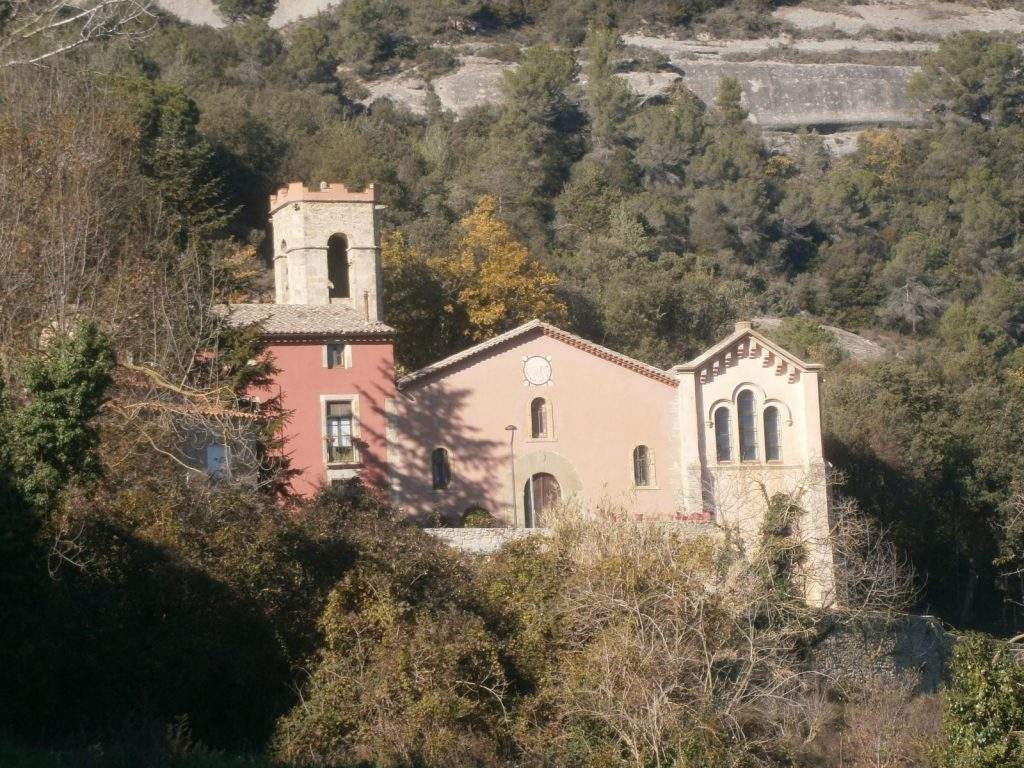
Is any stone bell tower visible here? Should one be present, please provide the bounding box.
[268,181,382,321]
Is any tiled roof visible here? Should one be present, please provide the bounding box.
[399,320,679,388]
[218,303,393,338]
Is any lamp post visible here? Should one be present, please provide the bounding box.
[505,425,517,528]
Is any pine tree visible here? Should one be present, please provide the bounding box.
[582,26,636,150]
[130,80,231,246]
[9,321,114,509]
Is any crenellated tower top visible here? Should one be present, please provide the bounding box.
[269,180,382,320]
[269,181,376,214]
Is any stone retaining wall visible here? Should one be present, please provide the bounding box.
[426,527,546,555]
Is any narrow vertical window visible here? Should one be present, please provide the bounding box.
[327,233,350,299]
[738,390,758,461]
[714,407,731,462]
[326,343,346,369]
[764,406,782,461]
[431,447,451,490]
[326,401,354,463]
[633,445,654,487]
[530,397,549,438]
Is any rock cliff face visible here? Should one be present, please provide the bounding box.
[774,1,1024,36]
[624,61,920,129]
[154,0,337,27]
[364,56,920,132]
[152,0,1015,153]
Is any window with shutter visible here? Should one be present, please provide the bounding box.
[325,401,355,463]
[326,343,346,369]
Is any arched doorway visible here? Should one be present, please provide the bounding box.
[523,472,561,528]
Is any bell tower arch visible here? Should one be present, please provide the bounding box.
[269,181,382,320]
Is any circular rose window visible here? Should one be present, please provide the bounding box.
[523,355,552,386]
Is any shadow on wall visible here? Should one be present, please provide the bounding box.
[356,360,505,525]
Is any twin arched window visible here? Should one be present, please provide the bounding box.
[431,447,451,490]
[715,392,784,463]
[530,397,549,438]
[633,445,655,487]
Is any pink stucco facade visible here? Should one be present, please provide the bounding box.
[262,340,395,497]
[391,326,681,525]
[228,179,835,605]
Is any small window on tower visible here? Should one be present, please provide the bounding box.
[326,343,347,369]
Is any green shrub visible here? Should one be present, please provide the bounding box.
[462,506,497,527]
[415,46,459,79]
[273,507,507,767]
[943,632,1024,768]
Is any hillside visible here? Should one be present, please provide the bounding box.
[154,0,1024,154]
[3,1,1024,765]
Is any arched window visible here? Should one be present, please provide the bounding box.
[327,233,350,299]
[431,447,451,490]
[738,390,758,462]
[530,397,549,438]
[633,445,654,487]
[764,406,782,462]
[714,407,731,462]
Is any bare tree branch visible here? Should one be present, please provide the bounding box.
[1,0,155,68]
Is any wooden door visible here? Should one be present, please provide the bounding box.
[524,472,561,528]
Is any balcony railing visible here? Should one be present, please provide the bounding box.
[327,443,356,464]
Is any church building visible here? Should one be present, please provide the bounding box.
[225,181,834,603]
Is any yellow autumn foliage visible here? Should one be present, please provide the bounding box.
[439,196,566,341]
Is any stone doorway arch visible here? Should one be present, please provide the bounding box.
[511,450,582,527]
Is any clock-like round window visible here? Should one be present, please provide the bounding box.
[523,355,552,386]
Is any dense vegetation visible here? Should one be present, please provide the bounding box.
[3,0,1024,764]
[85,17,1024,628]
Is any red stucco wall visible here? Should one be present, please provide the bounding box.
[262,340,395,496]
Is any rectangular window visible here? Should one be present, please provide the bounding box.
[326,343,346,369]
[206,443,229,478]
[325,401,354,463]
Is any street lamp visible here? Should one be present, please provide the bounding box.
[505,425,517,528]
